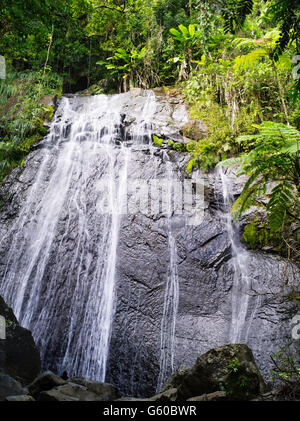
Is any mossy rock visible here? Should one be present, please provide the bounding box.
[153,134,165,147]
[163,344,266,401]
[181,119,207,140]
[168,139,186,152]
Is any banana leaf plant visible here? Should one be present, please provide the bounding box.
[169,24,202,80]
[97,47,146,91]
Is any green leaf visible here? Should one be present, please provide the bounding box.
[216,157,244,167]
[186,159,194,173]
[170,28,183,40]
[188,24,195,38]
[178,24,189,40]
[106,64,117,69]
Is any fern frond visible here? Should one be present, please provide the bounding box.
[267,182,295,231]
[231,177,263,220]
[216,157,245,167]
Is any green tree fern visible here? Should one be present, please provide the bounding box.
[217,121,300,232]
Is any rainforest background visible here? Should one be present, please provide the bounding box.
[0,0,300,259]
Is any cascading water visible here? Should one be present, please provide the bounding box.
[0,89,182,391]
[218,167,259,343]
[0,89,294,397]
[156,156,180,393]
[1,94,134,381]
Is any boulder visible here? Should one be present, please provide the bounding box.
[39,383,86,401]
[38,379,119,401]
[181,119,207,140]
[149,388,178,402]
[0,296,41,385]
[160,366,190,393]
[163,344,266,401]
[5,395,35,401]
[116,397,151,401]
[39,387,80,401]
[69,377,119,400]
[28,371,66,398]
[38,382,116,401]
[187,391,227,401]
[0,374,24,400]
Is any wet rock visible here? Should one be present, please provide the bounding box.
[38,381,117,402]
[0,91,298,400]
[161,366,190,393]
[166,344,266,400]
[39,387,80,401]
[68,377,119,400]
[149,388,178,402]
[116,397,151,401]
[181,119,208,140]
[0,374,24,400]
[28,371,66,398]
[5,394,35,401]
[187,391,227,401]
[0,296,41,385]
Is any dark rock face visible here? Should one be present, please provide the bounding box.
[0,90,298,399]
[163,344,266,400]
[0,296,41,385]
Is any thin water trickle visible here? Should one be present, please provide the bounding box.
[156,157,180,393]
[218,167,257,343]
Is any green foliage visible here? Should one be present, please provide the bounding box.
[97,46,148,89]
[168,23,203,80]
[228,358,241,373]
[243,222,259,249]
[0,0,298,195]
[222,0,300,61]
[0,141,28,176]
[0,0,298,93]
[222,0,254,34]
[242,220,283,250]
[0,68,62,182]
[270,345,300,386]
[218,122,300,234]
[186,159,194,173]
[153,134,164,147]
[168,140,186,152]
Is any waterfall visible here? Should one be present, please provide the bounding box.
[218,167,259,343]
[156,157,180,393]
[1,94,132,380]
[0,90,297,396]
[0,90,182,389]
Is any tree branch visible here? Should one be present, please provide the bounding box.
[94,3,126,14]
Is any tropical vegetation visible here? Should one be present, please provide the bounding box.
[0,0,299,243]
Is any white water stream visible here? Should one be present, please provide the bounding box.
[218,168,259,343]
[0,91,181,386]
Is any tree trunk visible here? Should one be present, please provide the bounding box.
[39,23,54,97]
[272,59,290,125]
